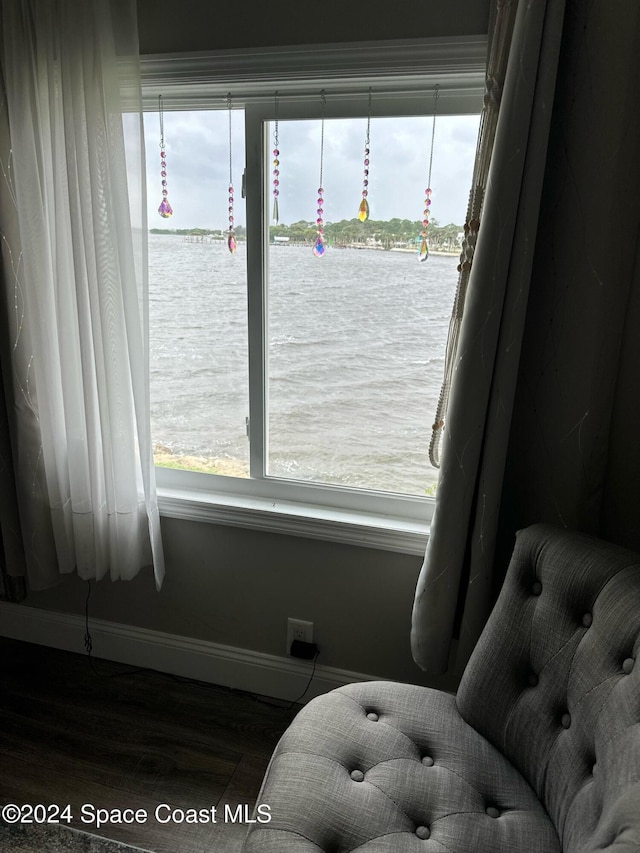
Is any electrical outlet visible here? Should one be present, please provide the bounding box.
[287,618,313,655]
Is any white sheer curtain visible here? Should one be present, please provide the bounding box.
[0,0,164,589]
[411,0,566,675]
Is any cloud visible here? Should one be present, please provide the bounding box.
[143,110,480,230]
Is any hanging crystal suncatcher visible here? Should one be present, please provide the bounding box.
[419,85,440,261]
[313,91,327,257]
[358,88,372,222]
[157,95,173,218]
[272,92,280,225]
[227,94,237,254]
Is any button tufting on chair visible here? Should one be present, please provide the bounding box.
[242,525,640,853]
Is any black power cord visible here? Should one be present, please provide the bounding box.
[83,579,320,711]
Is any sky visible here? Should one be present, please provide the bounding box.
[144,111,480,231]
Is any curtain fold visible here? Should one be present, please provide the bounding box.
[0,0,164,589]
[0,352,26,601]
[429,0,515,469]
[411,0,567,675]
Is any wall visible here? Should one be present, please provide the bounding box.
[137,0,490,54]
[13,2,490,695]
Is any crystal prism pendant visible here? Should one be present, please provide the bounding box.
[158,198,173,218]
[419,237,429,261]
[227,232,237,254]
[272,197,279,225]
[313,235,325,257]
[358,198,369,222]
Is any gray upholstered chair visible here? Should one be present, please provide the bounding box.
[243,523,640,852]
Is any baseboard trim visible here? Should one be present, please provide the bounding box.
[0,602,381,703]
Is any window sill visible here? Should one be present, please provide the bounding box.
[157,486,429,556]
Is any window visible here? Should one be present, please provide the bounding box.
[141,39,485,550]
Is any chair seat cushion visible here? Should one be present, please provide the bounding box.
[244,681,561,853]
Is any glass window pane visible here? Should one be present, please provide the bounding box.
[145,110,249,477]
[266,115,479,496]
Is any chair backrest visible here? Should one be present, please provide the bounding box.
[456,523,640,852]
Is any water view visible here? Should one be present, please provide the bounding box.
[149,234,459,496]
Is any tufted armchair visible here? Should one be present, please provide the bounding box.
[242,524,640,852]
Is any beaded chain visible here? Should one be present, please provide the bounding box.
[358,88,372,222]
[157,96,173,218]
[313,91,327,257]
[419,85,440,261]
[272,92,280,225]
[227,94,237,254]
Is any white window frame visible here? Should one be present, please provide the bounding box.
[141,37,486,554]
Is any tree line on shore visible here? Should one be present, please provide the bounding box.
[150,218,464,251]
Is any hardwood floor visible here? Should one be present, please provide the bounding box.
[0,637,295,852]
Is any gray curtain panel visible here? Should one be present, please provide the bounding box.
[412,0,640,677]
[411,0,567,676]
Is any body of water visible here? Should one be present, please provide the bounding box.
[149,234,458,495]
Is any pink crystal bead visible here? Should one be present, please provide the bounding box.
[158,198,173,218]
[228,232,237,254]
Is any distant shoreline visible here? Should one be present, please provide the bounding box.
[150,232,460,258]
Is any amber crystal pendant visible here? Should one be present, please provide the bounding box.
[358,149,370,222]
[419,187,432,261]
